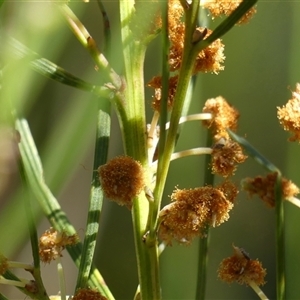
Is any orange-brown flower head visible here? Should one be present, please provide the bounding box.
[39,227,78,263]
[194,28,225,74]
[147,75,178,111]
[98,156,145,209]
[217,180,239,203]
[71,288,107,300]
[169,27,225,74]
[0,253,8,275]
[218,245,266,286]
[211,138,247,177]
[158,185,234,245]
[277,83,300,142]
[242,172,300,208]
[168,0,184,32]
[202,96,239,140]
[202,0,257,24]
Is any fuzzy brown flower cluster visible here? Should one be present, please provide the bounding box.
[202,96,239,141]
[277,83,300,142]
[148,0,225,111]
[147,75,178,111]
[218,245,266,286]
[98,156,145,209]
[242,172,300,208]
[39,227,78,263]
[202,97,247,176]
[202,0,257,24]
[211,138,247,177]
[158,181,238,245]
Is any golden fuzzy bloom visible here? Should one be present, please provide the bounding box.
[202,0,257,24]
[277,84,300,142]
[71,288,107,300]
[194,28,225,74]
[169,27,225,74]
[168,0,184,32]
[39,227,78,263]
[211,138,247,177]
[217,180,239,203]
[0,253,8,275]
[202,96,239,140]
[147,75,178,111]
[242,172,300,208]
[218,245,266,286]
[158,185,235,245]
[98,156,145,209]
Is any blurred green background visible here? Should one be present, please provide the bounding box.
[1,1,300,299]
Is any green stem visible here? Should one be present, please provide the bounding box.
[16,118,114,300]
[275,171,285,300]
[119,1,160,298]
[0,293,9,300]
[75,99,111,291]
[196,133,214,300]
[150,0,201,239]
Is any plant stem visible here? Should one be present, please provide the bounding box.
[75,99,111,291]
[119,1,160,298]
[16,118,114,299]
[150,0,201,238]
[196,133,214,299]
[275,172,285,300]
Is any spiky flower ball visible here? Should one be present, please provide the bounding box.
[71,288,107,300]
[147,75,178,111]
[211,138,247,177]
[218,245,266,286]
[158,183,237,245]
[242,172,300,208]
[168,0,225,74]
[98,156,145,209]
[39,227,78,263]
[277,83,300,142]
[202,96,239,141]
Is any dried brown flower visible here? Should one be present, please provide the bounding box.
[98,156,145,209]
[147,75,178,111]
[158,184,236,245]
[39,227,78,263]
[71,288,107,300]
[202,0,257,24]
[202,96,239,140]
[277,83,300,142]
[242,172,300,208]
[218,245,266,286]
[211,138,247,177]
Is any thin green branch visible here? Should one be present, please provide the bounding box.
[196,132,214,299]
[75,99,111,291]
[3,36,113,98]
[275,172,285,300]
[18,155,49,299]
[195,0,258,52]
[16,118,114,300]
[227,129,285,299]
[57,4,122,90]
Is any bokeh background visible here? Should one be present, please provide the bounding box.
[1,1,300,299]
